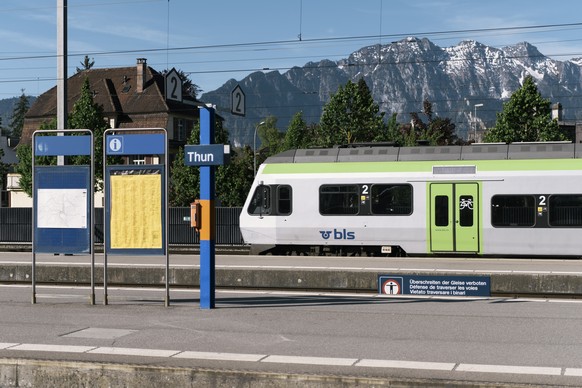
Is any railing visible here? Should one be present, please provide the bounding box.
[0,207,244,245]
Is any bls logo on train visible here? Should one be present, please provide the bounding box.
[319,228,356,240]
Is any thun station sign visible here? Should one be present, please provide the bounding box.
[184,144,230,166]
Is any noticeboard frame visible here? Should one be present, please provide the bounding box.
[102,128,169,306]
[31,129,95,305]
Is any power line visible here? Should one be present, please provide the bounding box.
[2,21,582,63]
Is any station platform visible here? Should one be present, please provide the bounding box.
[2,251,582,387]
[1,251,582,297]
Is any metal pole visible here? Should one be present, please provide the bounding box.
[90,130,95,305]
[165,129,170,307]
[102,131,108,305]
[31,135,36,304]
[474,103,483,141]
[254,121,265,176]
[199,107,216,309]
[57,0,67,165]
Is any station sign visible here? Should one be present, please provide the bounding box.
[378,275,490,297]
[184,144,230,166]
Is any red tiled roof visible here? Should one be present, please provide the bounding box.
[22,62,202,144]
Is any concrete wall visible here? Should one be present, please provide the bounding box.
[3,263,582,297]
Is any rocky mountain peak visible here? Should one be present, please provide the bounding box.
[201,38,581,146]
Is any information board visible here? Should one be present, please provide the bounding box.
[102,128,169,306]
[105,166,165,254]
[31,129,95,305]
[34,166,91,254]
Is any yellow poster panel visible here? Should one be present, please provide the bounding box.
[110,174,162,249]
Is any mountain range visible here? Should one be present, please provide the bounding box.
[1,37,580,147]
[201,37,582,146]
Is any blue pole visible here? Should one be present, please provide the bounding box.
[199,107,216,309]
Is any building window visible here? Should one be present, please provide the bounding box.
[491,195,535,227]
[177,119,185,141]
[132,155,146,165]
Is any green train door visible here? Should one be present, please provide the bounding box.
[429,183,480,253]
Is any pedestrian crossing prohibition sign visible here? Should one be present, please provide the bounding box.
[382,278,402,295]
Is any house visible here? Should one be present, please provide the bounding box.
[11,58,205,207]
[0,136,19,207]
[21,58,202,151]
[553,103,582,143]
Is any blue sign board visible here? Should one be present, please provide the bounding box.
[106,133,165,156]
[35,135,92,156]
[378,275,491,297]
[33,166,91,254]
[184,144,226,166]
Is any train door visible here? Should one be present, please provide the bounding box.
[429,182,480,253]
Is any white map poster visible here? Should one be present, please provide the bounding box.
[37,189,88,229]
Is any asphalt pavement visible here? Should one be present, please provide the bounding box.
[2,252,582,386]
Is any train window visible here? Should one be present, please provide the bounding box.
[549,195,582,227]
[277,185,292,215]
[371,184,413,215]
[435,195,449,226]
[247,185,271,216]
[491,195,535,227]
[319,185,359,215]
[459,196,474,227]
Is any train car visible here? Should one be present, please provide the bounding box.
[240,142,582,257]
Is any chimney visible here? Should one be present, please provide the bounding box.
[136,58,147,93]
[552,102,562,121]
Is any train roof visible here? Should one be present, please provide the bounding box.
[265,142,582,164]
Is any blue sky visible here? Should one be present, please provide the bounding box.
[1,0,582,101]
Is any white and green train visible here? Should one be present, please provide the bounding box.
[240,142,582,257]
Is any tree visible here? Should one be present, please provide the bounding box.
[169,124,201,207]
[216,145,255,206]
[215,119,254,206]
[0,146,7,187]
[69,77,109,188]
[0,117,7,137]
[161,68,202,99]
[76,55,95,72]
[484,75,567,143]
[9,90,29,140]
[169,118,255,207]
[15,119,57,196]
[15,77,108,196]
[373,113,402,144]
[407,99,459,146]
[282,111,319,150]
[256,116,284,158]
[317,78,385,147]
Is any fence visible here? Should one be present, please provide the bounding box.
[0,207,244,245]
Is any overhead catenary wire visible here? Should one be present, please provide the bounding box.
[1,10,582,117]
[1,21,582,63]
